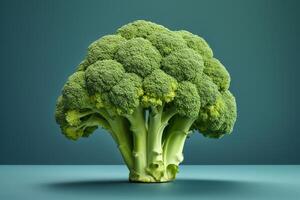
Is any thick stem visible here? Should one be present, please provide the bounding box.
[144,106,167,181]
[164,130,187,166]
[107,116,134,170]
[126,106,149,181]
[144,106,178,182]
[163,116,196,167]
[95,108,133,170]
[147,106,164,164]
[161,106,177,123]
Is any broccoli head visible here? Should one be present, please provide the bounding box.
[55,20,237,183]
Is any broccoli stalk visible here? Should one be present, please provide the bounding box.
[104,115,134,170]
[55,20,237,183]
[126,106,148,180]
[163,117,195,167]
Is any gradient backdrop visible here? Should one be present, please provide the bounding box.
[0,0,299,164]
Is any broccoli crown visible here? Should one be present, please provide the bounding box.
[56,20,237,140]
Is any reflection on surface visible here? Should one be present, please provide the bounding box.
[43,178,277,198]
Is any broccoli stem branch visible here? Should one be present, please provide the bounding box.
[143,106,172,181]
[161,106,177,123]
[107,116,134,170]
[163,116,196,167]
[147,106,164,165]
[94,108,134,170]
[126,106,149,180]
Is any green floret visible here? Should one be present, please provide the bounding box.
[195,91,236,138]
[59,72,112,141]
[55,20,237,183]
[65,110,82,126]
[204,58,231,91]
[62,126,84,140]
[220,91,237,133]
[142,69,178,106]
[193,74,220,107]
[192,74,236,138]
[85,59,125,93]
[195,96,225,135]
[174,82,200,118]
[148,31,187,56]
[192,73,227,137]
[86,35,126,65]
[177,30,213,58]
[62,71,92,109]
[76,59,90,71]
[162,48,204,82]
[115,37,162,77]
[117,20,169,39]
[55,95,104,141]
[55,95,67,126]
[62,114,103,140]
[109,73,143,115]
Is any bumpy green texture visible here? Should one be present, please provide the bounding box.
[55,20,237,183]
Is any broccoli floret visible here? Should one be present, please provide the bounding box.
[55,20,237,183]
[176,30,213,58]
[143,69,177,106]
[86,35,126,65]
[162,48,204,82]
[148,30,187,56]
[85,59,125,93]
[109,73,143,115]
[204,58,231,91]
[117,20,169,40]
[115,37,162,77]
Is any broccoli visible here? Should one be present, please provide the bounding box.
[55,20,237,183]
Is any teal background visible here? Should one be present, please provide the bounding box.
[0,0,299,164]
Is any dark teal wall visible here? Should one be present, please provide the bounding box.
[0,0,299,164]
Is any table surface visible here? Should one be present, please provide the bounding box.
[1,165,299,200]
